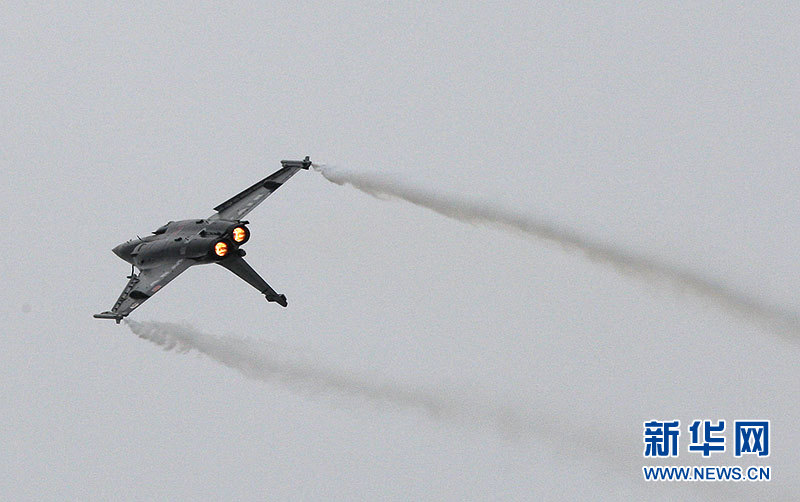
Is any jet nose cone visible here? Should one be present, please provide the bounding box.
[113,241,135,262]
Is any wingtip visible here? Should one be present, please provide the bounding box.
[94,312,124,323]
[266,294,288,307]
[280,156,312,170]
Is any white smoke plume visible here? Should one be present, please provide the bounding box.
[124,320,651,479]
[125,319,532,434]
[125,320,735,499]
[314,164,800,339]
[124,319,727,500]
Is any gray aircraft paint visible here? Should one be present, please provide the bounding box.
[94,157,311,322]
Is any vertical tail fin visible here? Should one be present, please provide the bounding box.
[217,253,287,307]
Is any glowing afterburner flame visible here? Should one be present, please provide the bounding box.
[232,227,247,243]
[214,241,228,257]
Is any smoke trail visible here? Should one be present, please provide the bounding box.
[125,319,657,482]
[315,164,800,339]
[126,319,533,433]
[124,320,730,499]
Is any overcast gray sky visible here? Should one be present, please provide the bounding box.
[1,2,798,500]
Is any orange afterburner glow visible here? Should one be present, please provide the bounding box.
[232,227,247,243]
[214,241,228,257]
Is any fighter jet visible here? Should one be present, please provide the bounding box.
[94,157,311,324]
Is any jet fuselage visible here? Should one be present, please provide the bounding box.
[113,218,250,270]
[95,156,310,322]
